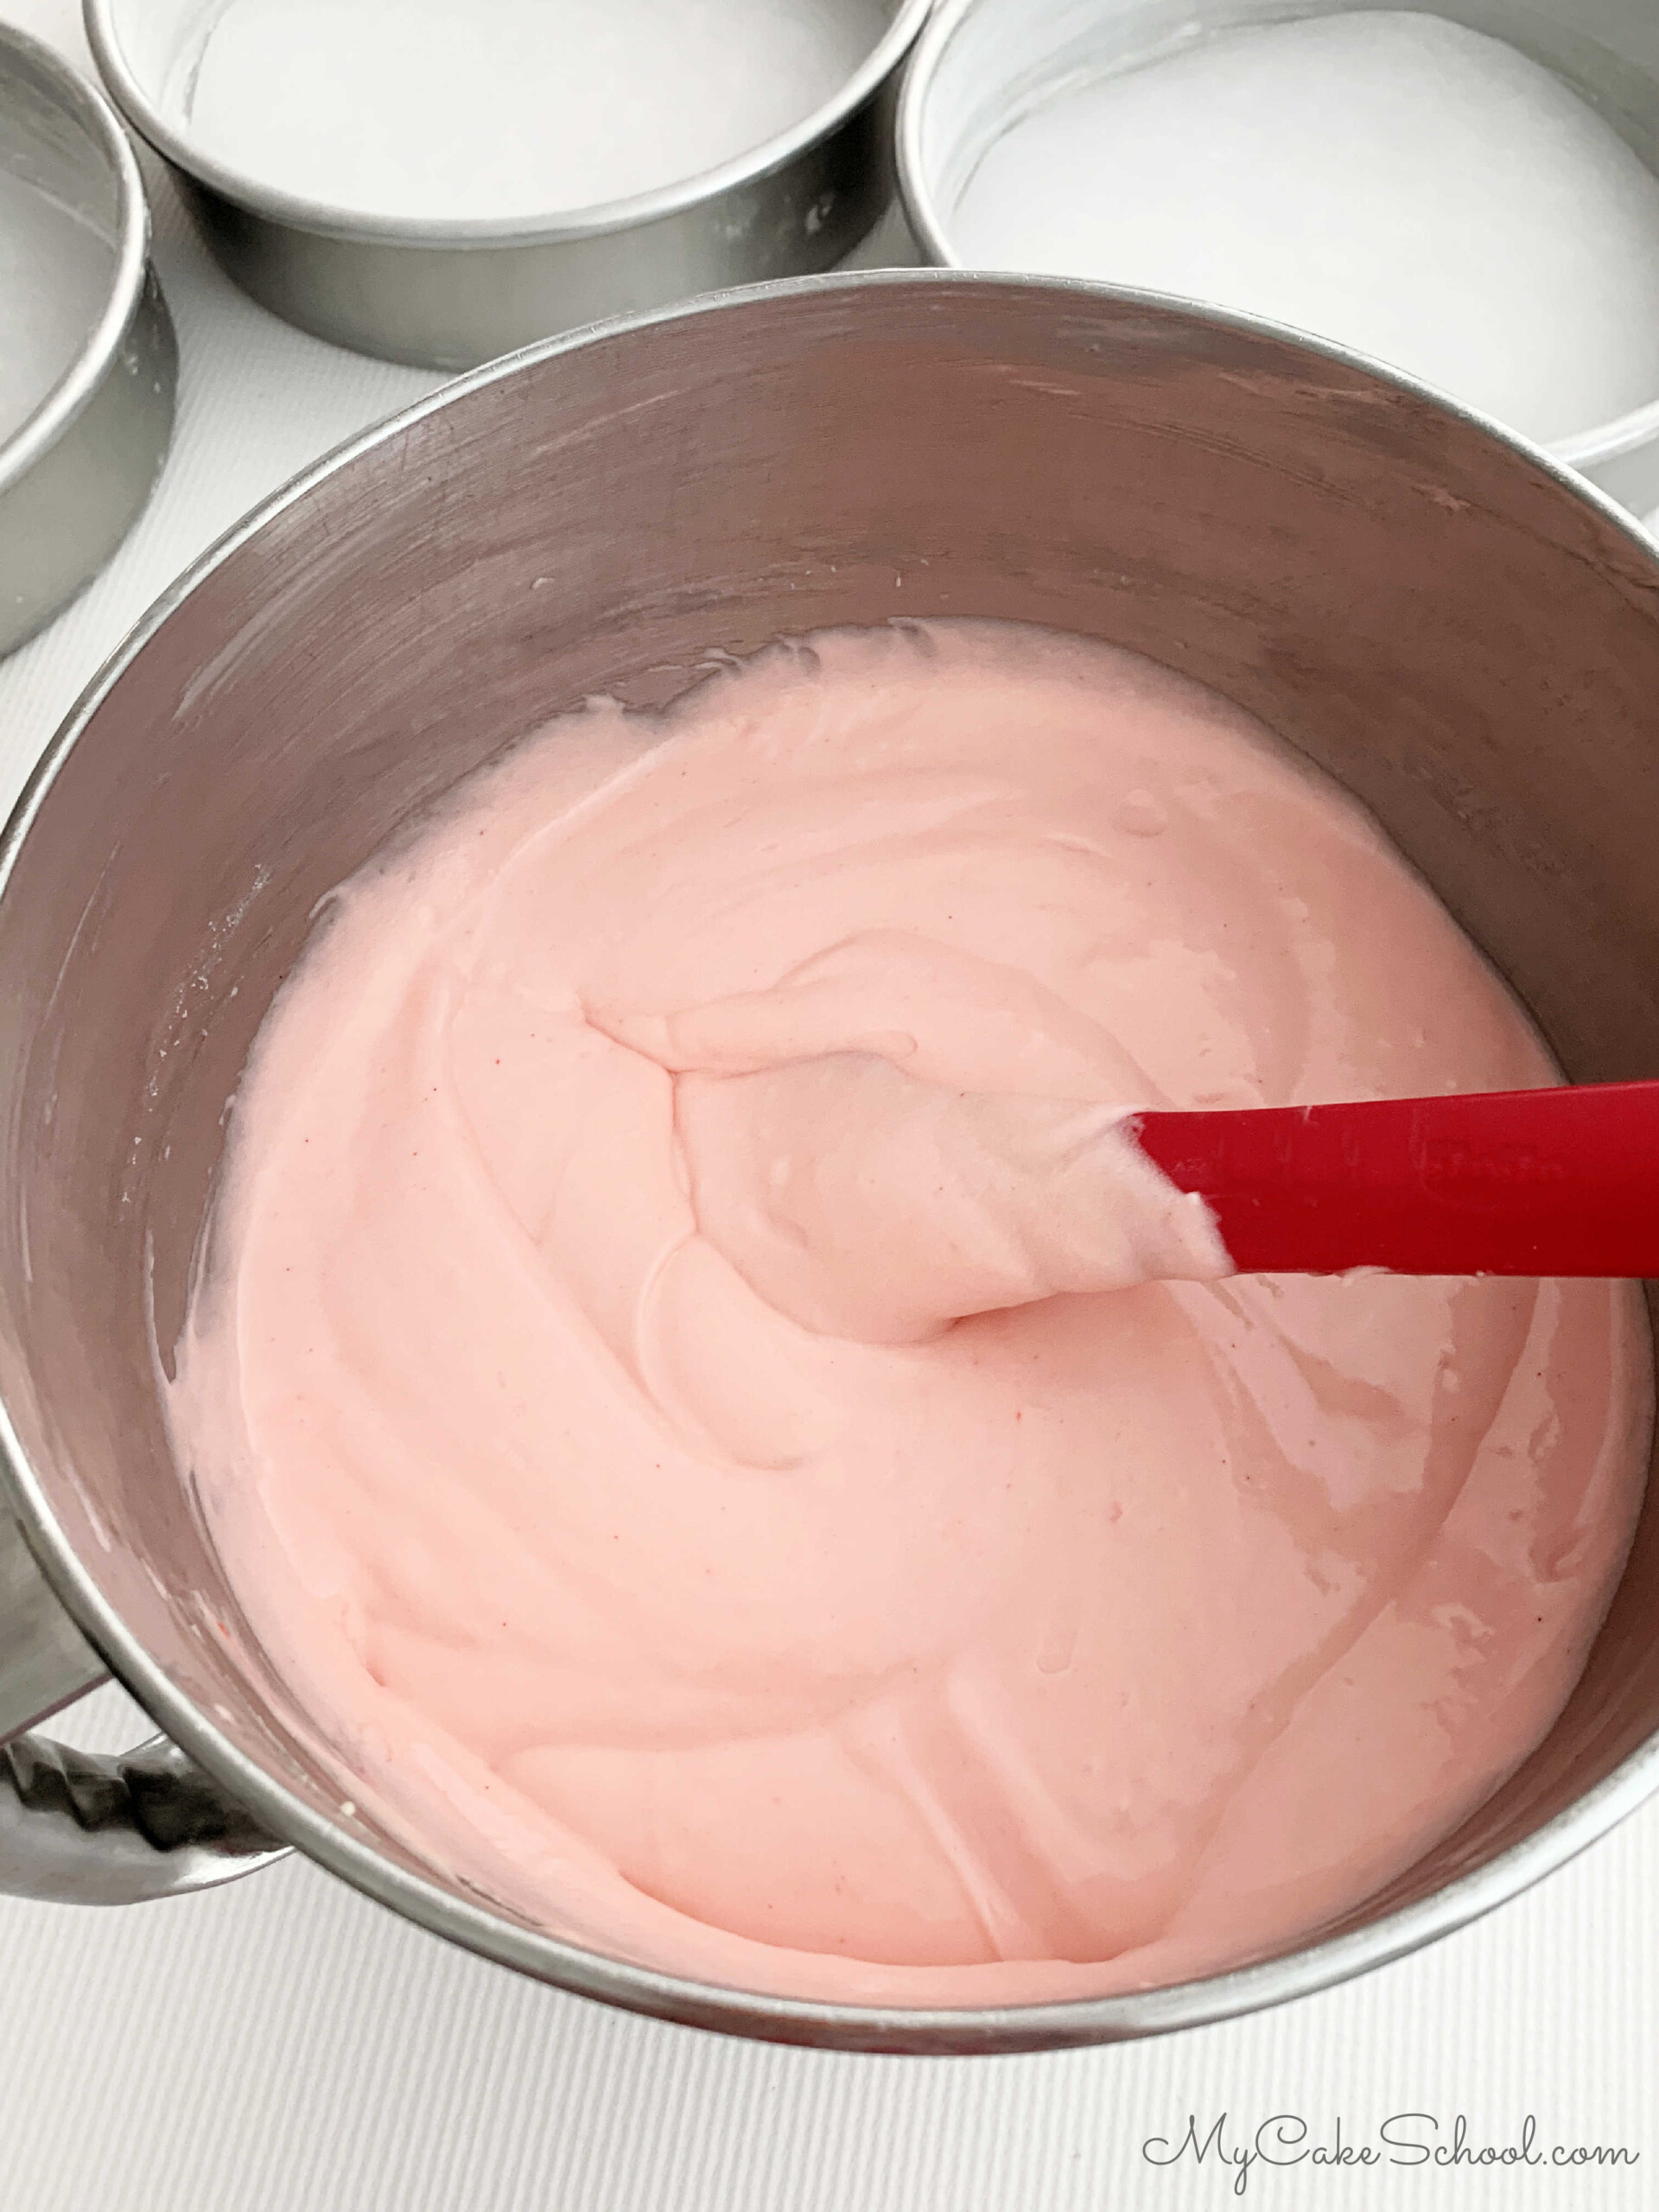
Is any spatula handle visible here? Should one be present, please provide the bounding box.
[1134,1079,1659,1278]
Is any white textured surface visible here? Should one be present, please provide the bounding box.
[2,3,1656,2204]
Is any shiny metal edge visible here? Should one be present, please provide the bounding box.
[893,0,969,270]
[0,18,152,498]
[3,270,1659,2049]
[0,264,177,657]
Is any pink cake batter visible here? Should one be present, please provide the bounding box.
[166,620,1651,2005]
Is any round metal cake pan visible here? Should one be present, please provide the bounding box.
[0,21,175,660]
[898,0,1659,518]
[86,0,935,372]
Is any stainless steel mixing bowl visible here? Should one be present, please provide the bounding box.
[2,274,1658,2055]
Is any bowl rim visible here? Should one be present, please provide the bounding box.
[0,20,152,501]
[6,266,1659,2056]
[894,0,1659,474]
[83,0,935,249]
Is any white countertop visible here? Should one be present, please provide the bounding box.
[2,3,1656,2205]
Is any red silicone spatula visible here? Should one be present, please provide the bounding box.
[1132,1078,1659,1277]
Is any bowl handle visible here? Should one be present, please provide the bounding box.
[0,1510,287,1903]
